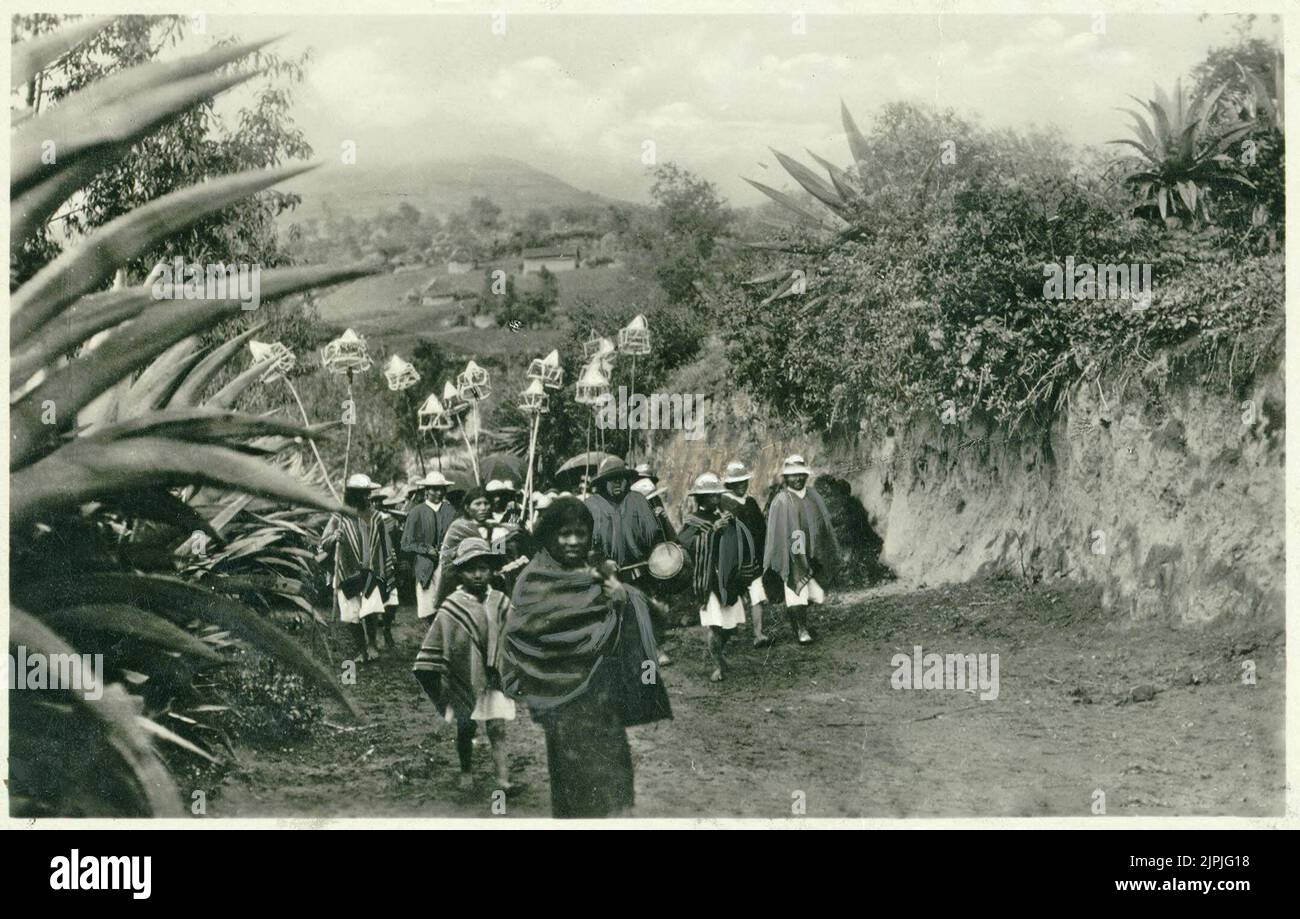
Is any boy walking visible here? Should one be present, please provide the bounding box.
[764,454,839,645]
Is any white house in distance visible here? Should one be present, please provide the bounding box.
[522,245,579,274]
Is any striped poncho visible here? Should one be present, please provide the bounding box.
[677,512,758,607]
[326,512,395,600]
[413,586,512,721]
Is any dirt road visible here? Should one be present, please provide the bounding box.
[210,579,1284,819]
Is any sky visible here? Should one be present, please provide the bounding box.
[201,11,1279,205]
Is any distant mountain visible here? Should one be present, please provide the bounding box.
[280,155,629,224]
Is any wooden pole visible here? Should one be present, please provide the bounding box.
[283,378,340,502]
[342,369,355,486]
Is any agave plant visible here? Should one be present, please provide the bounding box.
[9,22,379,816]
[1109,79,1257,224]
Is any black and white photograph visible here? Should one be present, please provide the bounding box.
[4,1,1291,826]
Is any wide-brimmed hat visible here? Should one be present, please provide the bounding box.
[452,537,503,568]
[633,462,659,484]
[486,478,519,495]
[781,454,813,477]
[722,460,752,483]
[630,477,667,501]
[591,457,637,486]
[415,471,452,489]
[689,472,726,496]
[344,473,374,491]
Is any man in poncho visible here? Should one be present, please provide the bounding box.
[320,473,396,661]
[764,454,840,646]
[402,471,459,620]
[583,457,663,570]
[503,497,671,818]
[720,459,772,648]
[677,473,759,682]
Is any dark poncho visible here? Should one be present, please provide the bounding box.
[677,512,757,607]
[764,484,840,591]
[502,547,671,725]
[584,491,661,568]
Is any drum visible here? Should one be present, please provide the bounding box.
[645,541,691,595]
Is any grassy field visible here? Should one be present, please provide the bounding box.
[314,262,640,356]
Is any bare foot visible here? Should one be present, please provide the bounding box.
[797,630,813,645]
[753,633,772,648]
[657,650,672,667]
[710,668,724,683]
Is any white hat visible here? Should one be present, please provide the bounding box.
[722,460,752,483]
[633,462,658,483]
[345,473,374,490]
[416,471,452,488]
[631,477,666,501]
[486,478,519,494]
[781,454,813,477]
[689,472,726,496]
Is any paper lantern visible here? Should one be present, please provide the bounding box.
[441,380,471,418]
[618,314,651,355]
[518,377,549,414]
[248,340,296,383]
[321,328,372,374]
[456,359,491,401]
[383,354,420,392]
[417,393,453,431]
[582,329,605,361]
[527,349,564,389]
[575,361,612,406]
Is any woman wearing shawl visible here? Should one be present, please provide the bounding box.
[503,497,671,818]
[413,537,516,790]
[320,473,396,662]
[678,473,759,682]
[764,454,840,645]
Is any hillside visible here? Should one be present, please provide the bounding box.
[281,154,630,224]
[312,261,643,356]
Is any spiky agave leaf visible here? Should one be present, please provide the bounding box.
[13,575,362,720]
[9,608,184,817]
[10,16,114,90]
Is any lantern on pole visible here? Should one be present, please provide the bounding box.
[250,340,337,501]
[518,377,549,414]
[321,329,371,485]
[249,339,296,383]
[457,359,491,402]
[385,354,425,473]
[582,328,605,361]
[518,378,550,511]
[321,328,372,375]
[575,360,612,461]
[617,314,651,355]
[444,375,482,485]
[383,354,420,391]
[527,349,564,389]
[418,393,453,432]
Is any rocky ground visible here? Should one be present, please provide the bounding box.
[206,578,1284,820]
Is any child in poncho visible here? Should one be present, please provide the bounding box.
[320,473,396,662]
[678,473,758,682]
[413,537,516,790]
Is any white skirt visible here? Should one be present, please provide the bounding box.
[699,592,746,630]
[385,586,400,608]
[747,577,768,605]
[415,580,437,619]
[445,689,517,724]
[337,587,386,624]
[783,577,825,608]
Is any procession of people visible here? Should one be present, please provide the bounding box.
[321,451,841,818]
